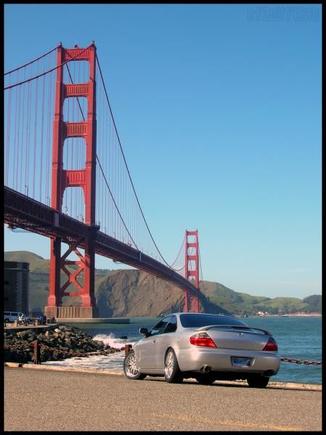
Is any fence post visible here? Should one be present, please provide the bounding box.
[32,340,41,364]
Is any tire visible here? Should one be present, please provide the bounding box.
[247,375,270,388]
[164,348,183,383]
[123,350,146,380]
[196,373,216,385]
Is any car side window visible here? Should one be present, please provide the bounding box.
[165,315,177,333]
[150,316,171,336]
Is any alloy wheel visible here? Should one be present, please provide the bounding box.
[124,351,145,380]
[164,349,183,383]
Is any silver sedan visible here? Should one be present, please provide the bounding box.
[123,312,280,388]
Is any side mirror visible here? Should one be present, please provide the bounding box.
[139,327,150,337]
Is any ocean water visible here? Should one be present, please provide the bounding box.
[43,316,322,385]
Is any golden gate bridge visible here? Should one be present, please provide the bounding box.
[4,43,202,319]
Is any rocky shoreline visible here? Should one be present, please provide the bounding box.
[4,324,120,364]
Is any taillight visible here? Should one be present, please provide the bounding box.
[189,332,217,348]
[263,337,278,352]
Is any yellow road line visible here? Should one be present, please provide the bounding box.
[155,412,304,431]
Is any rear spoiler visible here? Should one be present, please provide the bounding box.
[197,324,271,335]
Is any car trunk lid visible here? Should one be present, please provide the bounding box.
[196,325,272,351]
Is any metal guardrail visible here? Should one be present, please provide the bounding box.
[280,356,322,366]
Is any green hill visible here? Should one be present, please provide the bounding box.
[199,281,321,315]
[302,295,322,313]
[200,281,270,315]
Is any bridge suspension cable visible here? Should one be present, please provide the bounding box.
[96,156,139,250]
[95,54,181,270]
[4,45,91,91]
[4,44,188,275]
[64,62,139,250]
[4,44,202,318]
[199,243,205,283]
[169,234,186,272]
[4,45,58,76]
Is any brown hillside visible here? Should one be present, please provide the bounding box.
[4,251,229,316]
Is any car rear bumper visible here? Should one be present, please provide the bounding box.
[178,347,280,375]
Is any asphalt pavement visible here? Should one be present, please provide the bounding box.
[4,367,322,431]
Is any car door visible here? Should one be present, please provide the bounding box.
[138,317,170,370]
[153,315,178,371]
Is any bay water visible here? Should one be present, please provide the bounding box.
[44,315,322,385]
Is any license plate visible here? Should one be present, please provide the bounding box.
[231,357,251,367]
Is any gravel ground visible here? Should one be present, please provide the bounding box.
[4,367,322,431]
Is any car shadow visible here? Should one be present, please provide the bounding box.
[142,377,317,391]
[144,376,248,388]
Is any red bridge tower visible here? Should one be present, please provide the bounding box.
[45,44,97,319]
[184,230,200,312]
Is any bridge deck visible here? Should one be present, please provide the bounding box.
[4,186,200,297]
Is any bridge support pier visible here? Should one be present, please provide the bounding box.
[44,306,96,320]
[183,292,200,313]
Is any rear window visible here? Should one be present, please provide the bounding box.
[180,313,247,328]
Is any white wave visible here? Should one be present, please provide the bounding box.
[92,332,138,350]
[42,333,139,371]
[43,352,125,370]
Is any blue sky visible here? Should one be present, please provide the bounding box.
[4,4,321,299]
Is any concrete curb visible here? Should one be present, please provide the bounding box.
[5,362,122,376]
[4,362,322,391]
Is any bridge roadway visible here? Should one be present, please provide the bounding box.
[4,367,322,431]
[4,186,199,298]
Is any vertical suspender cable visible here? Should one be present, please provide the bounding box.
[199,244,204,284]
[12,75,17,190]
[96,55,173,267]
[40,74,46,202]
[45,72,51,204]
[102,81,106,229]
[16,75,22,191]
[32,74,39,198]
[20,69,26,195]
[14,80,20,191]
[5,84,12,186]
[26,79,32,196]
